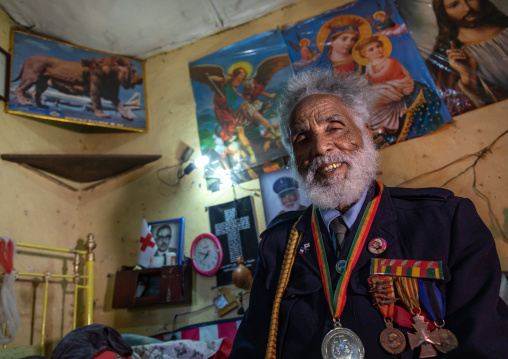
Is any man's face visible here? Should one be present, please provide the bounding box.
[280,189,300,211]
[443,0,483,27]
[289,93,378,209]
[156,227,171,252]
[291,94,365,183]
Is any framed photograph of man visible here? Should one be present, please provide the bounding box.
[148,218,185,267]
[259,168,312,226]
[0,46,9,102]
[7,30,148,132]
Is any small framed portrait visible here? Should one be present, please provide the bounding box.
[0,46,9,102]
[7,30,148,132]
[148,218,185,267]
[259,168,312,225]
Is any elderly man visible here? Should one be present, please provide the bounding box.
[229,69,508,358]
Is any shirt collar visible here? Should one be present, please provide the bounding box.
[319,188,368,238]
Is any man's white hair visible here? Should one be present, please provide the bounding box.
[278,67,371,159]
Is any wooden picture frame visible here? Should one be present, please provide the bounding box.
[148,218,185,266]
[7,30,148,132]
[0,46,9,102]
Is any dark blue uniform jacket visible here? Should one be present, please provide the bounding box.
[229,183,508,358]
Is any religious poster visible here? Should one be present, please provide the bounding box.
[208,196,259,286]
[396,0,508,116]
[189,30,293,192]
[281,0,453,148]
[259,168,312,226]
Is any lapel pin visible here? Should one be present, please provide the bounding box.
[336,260,346,274]
[368,238,387,255]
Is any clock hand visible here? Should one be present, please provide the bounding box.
[203,250,210,260]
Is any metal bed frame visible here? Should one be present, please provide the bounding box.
[1,233,96,356]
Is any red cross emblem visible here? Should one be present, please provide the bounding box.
[140,233,155,251]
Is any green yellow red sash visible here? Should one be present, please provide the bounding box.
[310,181,384,319]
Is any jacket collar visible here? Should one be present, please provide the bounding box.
[292,182,401,279]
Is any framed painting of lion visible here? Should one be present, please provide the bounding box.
[7,30,148,132]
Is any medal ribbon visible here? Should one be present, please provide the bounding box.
[368,275,396,319]
[394,276,420,315]
[310,181,384,319]
[419,280,446,323]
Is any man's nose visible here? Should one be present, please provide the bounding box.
[459,0,472,12]
[312,133,334,156]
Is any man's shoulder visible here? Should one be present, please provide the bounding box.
[386,186,457,204]
[261,209,306,240]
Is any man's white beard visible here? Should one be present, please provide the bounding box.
[284,200,301,211]
[290,132,379,210]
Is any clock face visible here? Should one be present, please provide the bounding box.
[191,233,223,276]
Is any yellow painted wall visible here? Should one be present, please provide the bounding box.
[0,0,507,352]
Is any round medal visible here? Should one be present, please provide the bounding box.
[379,326,406,354]
[434,328,458,353]
[335,260,346,274]
[321,326,365,359]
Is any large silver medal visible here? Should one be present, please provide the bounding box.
[321,321,365,359]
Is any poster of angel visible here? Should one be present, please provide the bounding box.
[189,30,292,191]
[396,0,508,117]
[282,0,453,148]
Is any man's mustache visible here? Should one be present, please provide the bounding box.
[308,153,352,173]
[456,9,486,27]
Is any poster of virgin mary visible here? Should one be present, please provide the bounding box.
[282,0,453,148]
[189,30,293,191]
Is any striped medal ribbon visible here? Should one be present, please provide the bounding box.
[312,181,384,359]
[395,277,441,357]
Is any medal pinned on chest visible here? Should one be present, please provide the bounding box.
[395,276,441,358]
[418,280,458,354]
[369,275,406,354]
[311,182,385,359]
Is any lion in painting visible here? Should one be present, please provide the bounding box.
[13,55,143,120]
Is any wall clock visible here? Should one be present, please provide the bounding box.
[190,233,223,276]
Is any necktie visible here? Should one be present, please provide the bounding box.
[330,217,348,257]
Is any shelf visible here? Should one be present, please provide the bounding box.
[112,261,193,308]
[1,154,161,183]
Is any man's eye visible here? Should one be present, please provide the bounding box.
[294,135,308,145]
[329,125,343,132]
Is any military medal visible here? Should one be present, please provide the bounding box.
[419,280,458,354]
[322,320,365,359]
[380,321,406,354]
[434,327,458,353]
[369,275,406,354]
[311,182,385,359]
[395,276,441,358]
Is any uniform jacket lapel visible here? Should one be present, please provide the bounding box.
[292,206,336,280]
[288,182,404,286]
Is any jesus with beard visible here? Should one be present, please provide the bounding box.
[426,0,508,115]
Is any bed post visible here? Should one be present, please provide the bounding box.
[85,233,96,325]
